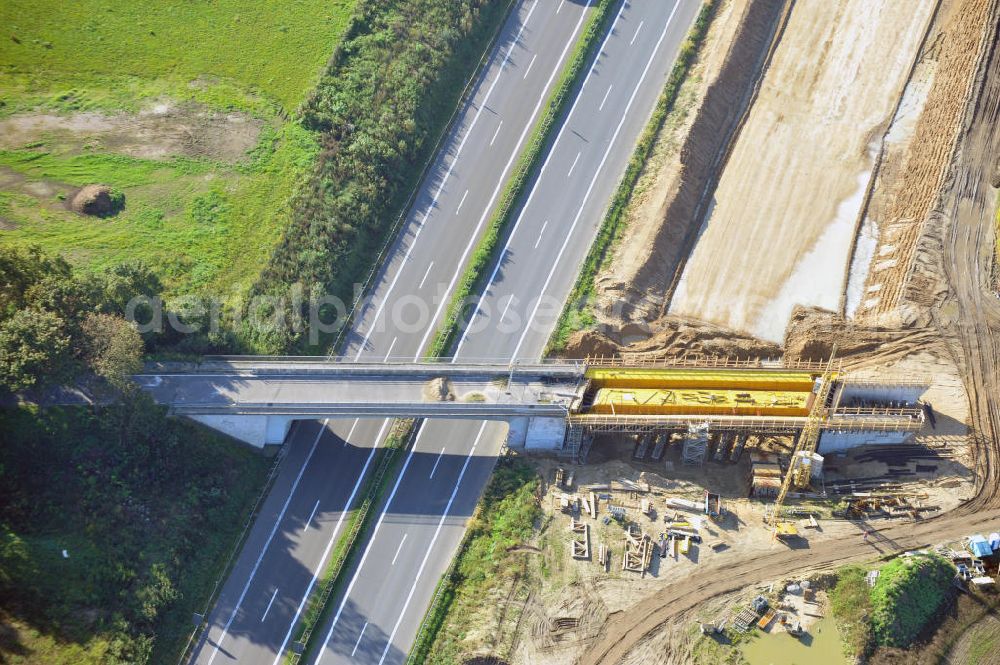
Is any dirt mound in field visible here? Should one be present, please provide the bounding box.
[70,184,121,217]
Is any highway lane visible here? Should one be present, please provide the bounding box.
[311,2,702,663]
[188,2,593,664]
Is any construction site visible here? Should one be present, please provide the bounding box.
[429,0,1000,661]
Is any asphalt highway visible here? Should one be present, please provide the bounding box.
[311,2,701,664]
[188,2,594,664]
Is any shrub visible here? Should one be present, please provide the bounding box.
[870,553,954,647]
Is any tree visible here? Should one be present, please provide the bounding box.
[0,308,73,392]
[0,245,72,318]
[81,313,144,392]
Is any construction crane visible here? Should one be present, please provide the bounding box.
[768,347,838,538]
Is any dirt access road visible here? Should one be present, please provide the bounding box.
[581,9,1000,662]
[580,507,1000,665]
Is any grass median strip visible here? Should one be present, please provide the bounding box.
[546,0,718,354]
[287,420,416,665]
[426,0,618,359]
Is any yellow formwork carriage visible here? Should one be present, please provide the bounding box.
[587,387,813,417]
[584,367,829,392]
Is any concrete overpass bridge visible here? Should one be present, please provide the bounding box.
[140,356,928,459]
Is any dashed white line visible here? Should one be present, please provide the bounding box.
[204,420,330,665]
[500,296,515,321]
[391,534,408,566]
[384,336,398,362]
[429,447,446,479]
[352,1,541,358]
[534,220,549,249]
[304,500,320,531]
[523,52,537,79]
[342,418,359,448]
[453,0,625,359]
[599,84,613,111]
[513,4,682,361]
[557,0,565,13]
[413,2,591,357]
[456,189,469,215]
[377,424,488,664]
[567,151,581,178]
[271,420,389,665]
[418,261,435,289]
[630,20,644,45]
[261,588,279,622]
[490,120,503,146]
[351,622,368,658]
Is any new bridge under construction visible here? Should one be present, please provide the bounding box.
[142,355,925,463]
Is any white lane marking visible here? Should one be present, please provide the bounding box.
[429,447,446,479]
[270,420,390,665]
[599,83,613,111]
[456,189,470,215]
[414,2,590,358]
[351,622,368,658]
[418,261,435,289]
[376,424,488,665]
[384,336,397,362]
[205,420,331,665]
[453,0,627,358]
[523,52,537,79]
[318,424,431,661]
[534,220,549,249]
[514,5,682,361]
[490,120,503,146]
[304,500,320,531]
[352,0,541,358]
[630,20,644,45]
[567,151,581,178]
[343,418,359,448]
[261,588,279,623]
[500,296,515,321]
[391,533,409,566]
[557,0,565,13]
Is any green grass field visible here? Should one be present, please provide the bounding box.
[0,0,357,114]
[0,0,356,303]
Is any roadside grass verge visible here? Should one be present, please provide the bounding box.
[546,0,718,354]
[0,399,272,665]
[408,458,541,664]
[425,0,617,359]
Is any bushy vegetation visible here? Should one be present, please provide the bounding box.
[0,402,271,664]
[829,565,875,657]
[0,245,151,393]
[547,0,718,353]
[248,0,512,353]
[870,553,955,648]
[411,458,540,664]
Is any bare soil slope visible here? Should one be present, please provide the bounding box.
[668,0,936,342]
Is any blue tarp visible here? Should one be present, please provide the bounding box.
[989,532,1000,551]
[969,534,993,558]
